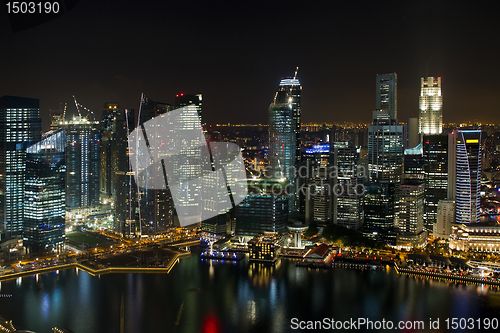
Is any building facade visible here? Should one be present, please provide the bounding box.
[0,96,42,237]
[269,87,297,213]
[419,77,443,135]
[423,135,448,230]
[395,180,425,246]
[65,116,101,223]
[375,73,397,120]
[24,130,66,253]
[368,111,404,183]
[433,200,455,239]
[448,130,481,224]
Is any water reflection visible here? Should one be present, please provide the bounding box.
[0,253,499,333]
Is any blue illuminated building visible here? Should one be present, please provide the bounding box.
[24,130,66,253]
[0,96,42,237]
[268,76,301,214]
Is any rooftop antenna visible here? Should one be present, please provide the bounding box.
[294,66,299,80]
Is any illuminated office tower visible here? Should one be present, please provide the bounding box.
[136,95,174,234]
[395,180,426,247]
[333,142,364,229]
[0,96,42,237]
[311,167,332,223]
[448,129,481,224]
[269,88,297,213]
[423,135,448,231]
[235,179,288,237]
[100,103,120,199]
[403,143,425,180]
[100,103,137,235]
[375,73,397,119]
[65,116,101,222]
[362,182,396,244]
[276,76,302,165]
[175,93,202,118]
[419,77,442,135]
[24,130,65,253]
[367,111,404,182]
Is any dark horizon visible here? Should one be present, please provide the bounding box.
[1,1,500,129]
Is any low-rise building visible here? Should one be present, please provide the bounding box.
[450,224,500,252]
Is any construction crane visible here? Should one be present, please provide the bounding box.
[62,102,67,122]
[73,95,96,120]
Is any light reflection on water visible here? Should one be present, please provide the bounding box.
[0,251,499,333]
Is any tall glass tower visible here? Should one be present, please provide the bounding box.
[24,130,66,253]
[276,77,301,165]
[135,95,174,234]
[100,103,137,235]
[419,77,443,135]
[448,129,481,224]
[0,96,42,237]
[65,116,101,224]
[367,111,404,183]
[375,73,397,120]
[269,90,296,213]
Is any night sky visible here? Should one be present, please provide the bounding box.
[1,0,500,129]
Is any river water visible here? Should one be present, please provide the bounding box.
[1,249,499,332]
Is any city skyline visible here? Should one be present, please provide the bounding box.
[1,1,500,128]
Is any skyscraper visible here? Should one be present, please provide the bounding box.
[395,180,426,247]
[269,80,299,213]
[65,116,101,223]
[368,111,404,183]
[333,141,364,229]
[276,76,302,165]
[423,135,448,231]
[375,73,397,119]
[363,182,396,244]
[174,93,202,118]
[135,95,174,234]
[419,77,443,135]
[0,96,42,237]
[448,129,481,224]
[24,130,66,253]
[100,103,137,235]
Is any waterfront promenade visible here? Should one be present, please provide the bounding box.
[0,249,191,282]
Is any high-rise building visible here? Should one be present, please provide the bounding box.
[175,93,202,116]
[269,83,298,213]
[0,96,42,237]
[100,103,137,235]
[419,77,443,135]
[277,77,302,165]
[65,116,101,222]
[395,180,426,246]
[235,180,288,237]
[24,130,66,253]
[403,143,425,180]
[423,135,448,231]
[100,103,119,200]
[135,95,174,234]
[375,73,397,120]
[362,182,396,244]
[448,129,481,224]
[368,111,404,182]
[333,142,364,229]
